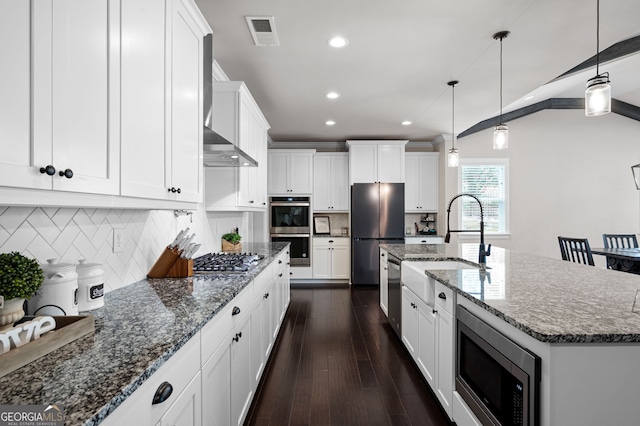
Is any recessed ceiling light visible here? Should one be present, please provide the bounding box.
[230,154,239,159]
[524,95,535,101]
[325,120,336,126]
[242,162,250,166]
[328,36,348,48]
[402,121,412,126]
[326,92,340,99]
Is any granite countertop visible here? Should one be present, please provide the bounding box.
[381,243,640,344]
[0,242,289,426]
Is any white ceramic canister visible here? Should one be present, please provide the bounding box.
[76,259,105,311]
[28,259,79,316]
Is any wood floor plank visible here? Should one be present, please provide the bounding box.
[246,284,450,426]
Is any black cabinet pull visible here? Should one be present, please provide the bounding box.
[249,200,254,203]
[59,169,73,179]
[279,260,283,264]
[177,188,181,194]
[232,306,241,316]
[168,187,181,193]
[433,309,438,314]
[279,273,283,277]
[328,240,334,243]
[438,292,446,300]
[152,382,173,405]
[40,165,56,176]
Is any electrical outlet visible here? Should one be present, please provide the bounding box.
[113,228,124,253]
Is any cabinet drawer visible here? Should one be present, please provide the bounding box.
[201,303,233,364]
[435,281,454,314]
[254,263,274,299]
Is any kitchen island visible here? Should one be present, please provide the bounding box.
[381,243,640,425]
[0,242,290,426]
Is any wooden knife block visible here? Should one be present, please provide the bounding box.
[148,247,193,278]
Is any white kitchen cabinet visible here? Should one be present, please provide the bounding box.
[346,140,407,184]
[405,153,438,212]
[100,334,201,426]
[121,0,207,203]
[402,286,420,360]
[268,150,315,194]
[405,236,444,244]
[434,282,455,418]
[205,82,270,210]
[313,153,349,211]
[312,237,350,279]
[380,249,389,316]
[0,0,120,195]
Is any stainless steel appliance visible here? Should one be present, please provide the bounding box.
[270,196,311,266]
[387,252,402,337]
[456,305,541,426]
[351,183,405,285]
[193,252,263,273]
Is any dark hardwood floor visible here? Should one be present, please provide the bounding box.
[245,284,451,426]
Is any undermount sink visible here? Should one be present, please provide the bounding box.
[401,260,479,304]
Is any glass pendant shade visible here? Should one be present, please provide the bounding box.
[632,164,640,190]
[585,75,611,116]
[493,124,508,150]
[448,147,459,168]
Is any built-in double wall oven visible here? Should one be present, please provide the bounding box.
[456,305,541,426]
[270,196,311,266]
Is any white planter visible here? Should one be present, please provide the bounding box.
[0,297,25,330]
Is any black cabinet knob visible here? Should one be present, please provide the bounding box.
[438,292,446,300]
[264,293,269,299]
[279,273,283,277]
[232,306,241,316]
[59,169,73,179]
[249,200,254,203]
[152,382,173,405]
[40,165,56,176]
[177,188,181,194]
[279,260,283,264]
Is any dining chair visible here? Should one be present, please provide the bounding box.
[558,236,595,266]
[602,234,639,249]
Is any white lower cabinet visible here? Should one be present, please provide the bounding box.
[401,280,454,420]
[104,249,291,426]
[312,237,350,279]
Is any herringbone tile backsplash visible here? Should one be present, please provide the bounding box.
[0,206,248,293]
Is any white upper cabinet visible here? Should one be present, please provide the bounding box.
[204,82,270,211]
[267,150,315,195]
[405,153,438,212]
[1,0,120,195]
[346,140,407,184]
[121,0,207,203]
[313,153,349,211]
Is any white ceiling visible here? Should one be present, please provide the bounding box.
[195,0,640,143]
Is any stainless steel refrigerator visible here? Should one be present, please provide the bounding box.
[351,183,405,285]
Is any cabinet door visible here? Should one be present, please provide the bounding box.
[202,337,231,426]
[313,155,332,211]
[377,145,404,183]
[349,145,378,183]
[418,155,438,212]
[159,372,202,426]
[312,244,331,279]
[231,315,253,426]
[0,1,48,189]
[290,152,313,193]
[380,251,388,316]
[254,117,269,208]
[167,0,203,202]
[418,301,437,387]
[401,287,419,360]
[404,155,421,212]
[331,245,350,279]
[120,0,169,200]
[436,308,454,418]
[268,152,289,194]
[330,154,350,211]
[49,0,120,195]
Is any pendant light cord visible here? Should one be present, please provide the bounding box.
[452,83,455,149]
[499,36,503,124]
[596,0,600,75]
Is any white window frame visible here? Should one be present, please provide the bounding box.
[457,158,510,238]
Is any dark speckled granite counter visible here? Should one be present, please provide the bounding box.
[0,242,288,425]
[381,243,640,344]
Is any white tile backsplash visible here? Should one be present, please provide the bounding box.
[0,205,249,293]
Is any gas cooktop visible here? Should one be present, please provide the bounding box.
[192,252,264,273]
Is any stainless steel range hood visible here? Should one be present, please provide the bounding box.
[203,34,258,167]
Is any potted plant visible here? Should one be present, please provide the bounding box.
[0,252,44,329]
[221,229,242,252]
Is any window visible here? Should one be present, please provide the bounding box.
[458,159,508,234]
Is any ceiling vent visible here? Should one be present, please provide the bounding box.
[245,16,280,46]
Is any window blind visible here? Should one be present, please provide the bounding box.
[460,164,506,233]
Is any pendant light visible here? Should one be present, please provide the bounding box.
[585,0,611,116]
[447,80,459,168]
[493,31,510,150]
